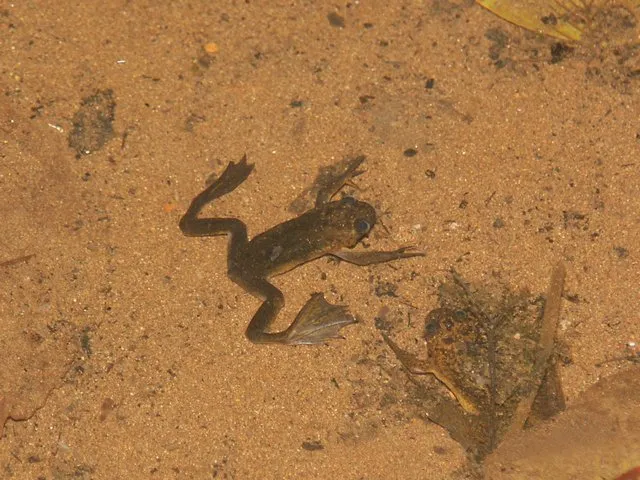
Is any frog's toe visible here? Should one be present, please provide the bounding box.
[284,293,357,345]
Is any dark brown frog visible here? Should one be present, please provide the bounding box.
[180,155,423,345]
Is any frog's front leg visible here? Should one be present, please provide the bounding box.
[233,275,356,345]
[331,246,424,265]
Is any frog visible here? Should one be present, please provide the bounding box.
[179,154,423,345]
[380,266,566,458]
[382,267,565,415]
[383,307,488,415]
[381,265,564,428]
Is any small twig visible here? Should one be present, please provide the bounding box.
[504,262,566,439]
[0,254,35,268]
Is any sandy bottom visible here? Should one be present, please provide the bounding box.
[1,1,639,479]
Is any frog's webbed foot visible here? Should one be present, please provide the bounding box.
[198,154,254,204]
[331,246,424,266]
[283,293,357,345]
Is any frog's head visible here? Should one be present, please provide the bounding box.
[326,196,377,248]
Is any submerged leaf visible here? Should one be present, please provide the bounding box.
[477,0,640,42]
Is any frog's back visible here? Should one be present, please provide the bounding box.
[237,199,376,278]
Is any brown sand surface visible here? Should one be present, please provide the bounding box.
[1,1,638,478]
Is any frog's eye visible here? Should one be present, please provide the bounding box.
[425,319,440,338]
[354,218,371,235]
[340,196,356,206]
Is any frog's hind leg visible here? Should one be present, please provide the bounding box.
[241,276,356,345]
[240,278,288,344]
[179,155,253,238]
[314,155,366,207]
[381,333,479,415]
